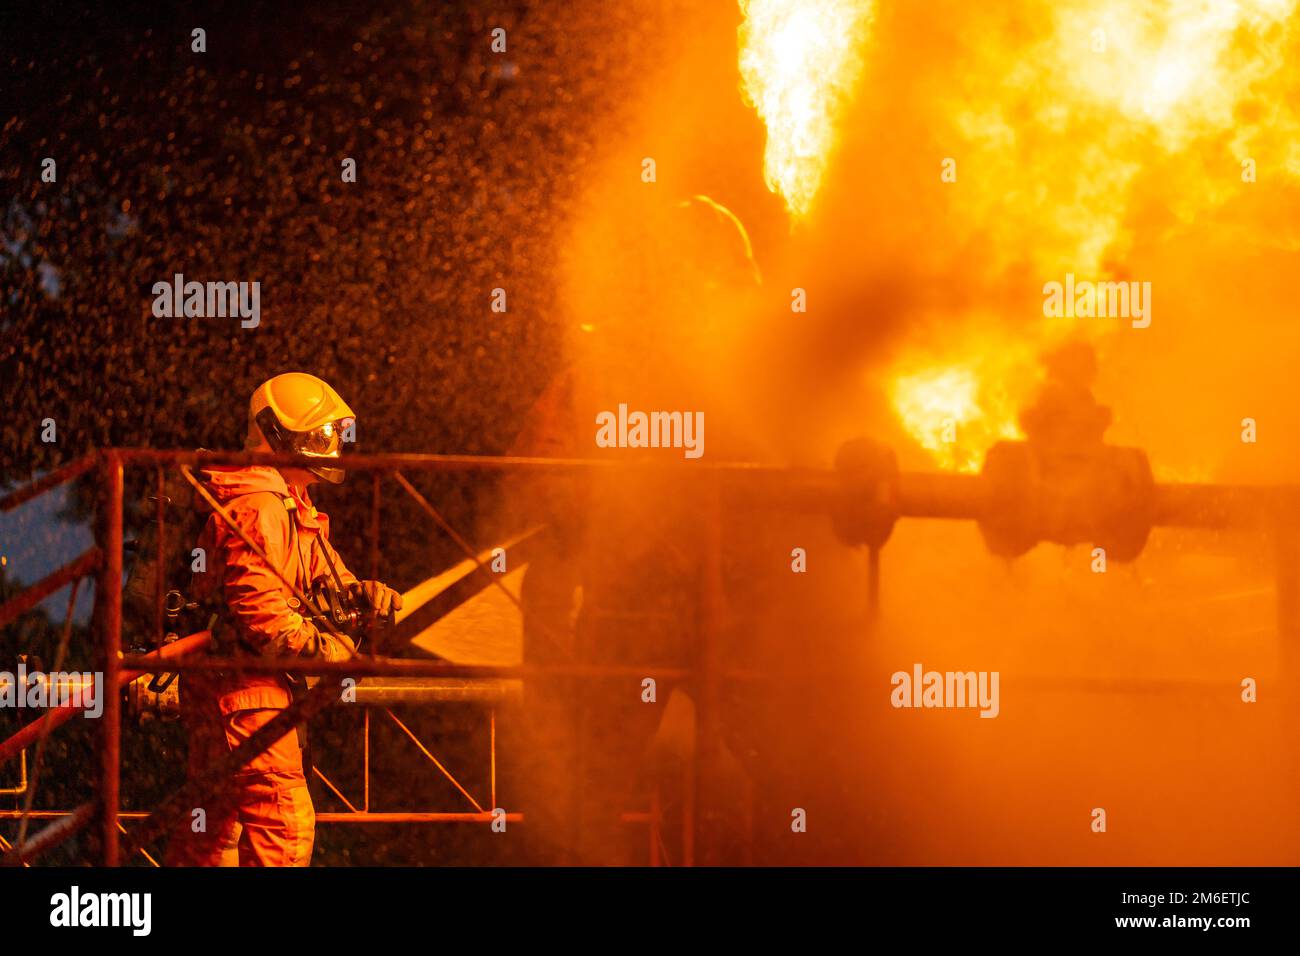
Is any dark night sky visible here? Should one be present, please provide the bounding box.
[1,0,657,866]
[1,0,649,605]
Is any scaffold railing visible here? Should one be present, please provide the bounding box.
[3,444,1298,866]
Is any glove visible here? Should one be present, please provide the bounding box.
[351,580,403,620]
[319,629,357,662]
[300,621,356,661]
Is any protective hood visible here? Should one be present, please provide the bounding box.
[199,465,321,529]
[201,465,291,502]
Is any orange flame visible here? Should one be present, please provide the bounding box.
[891,0,1300,470]
[890,356,1029,473]
[738,0,876,218]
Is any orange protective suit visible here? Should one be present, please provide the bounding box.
[166,465,357,867]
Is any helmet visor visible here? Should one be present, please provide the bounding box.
[254,407,351,482]
[293,420,344,458]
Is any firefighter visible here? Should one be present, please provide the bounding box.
[166,372,401,866]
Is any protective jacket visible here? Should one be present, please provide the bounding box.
[167,464,355,867]
[190,464,358,713]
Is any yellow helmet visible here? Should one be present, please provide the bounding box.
[246,372,355,484]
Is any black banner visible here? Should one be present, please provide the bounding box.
[0,867,1288,942]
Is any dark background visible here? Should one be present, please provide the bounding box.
[0,0,647,865]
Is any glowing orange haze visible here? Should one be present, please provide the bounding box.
[535,0,1300,865]
[742,0,1300,473]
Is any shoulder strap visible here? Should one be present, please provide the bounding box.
[196,489,308,593]
[280,496,310,594]
[316,528,349,594]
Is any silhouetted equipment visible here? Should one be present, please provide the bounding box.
[4,414,1299,865]
[834,346,1183,564]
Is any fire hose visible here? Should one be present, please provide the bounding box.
[0,631,212,765]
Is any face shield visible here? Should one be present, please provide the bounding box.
[255,408,351,484]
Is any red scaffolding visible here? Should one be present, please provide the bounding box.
[1,446,1296,865]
